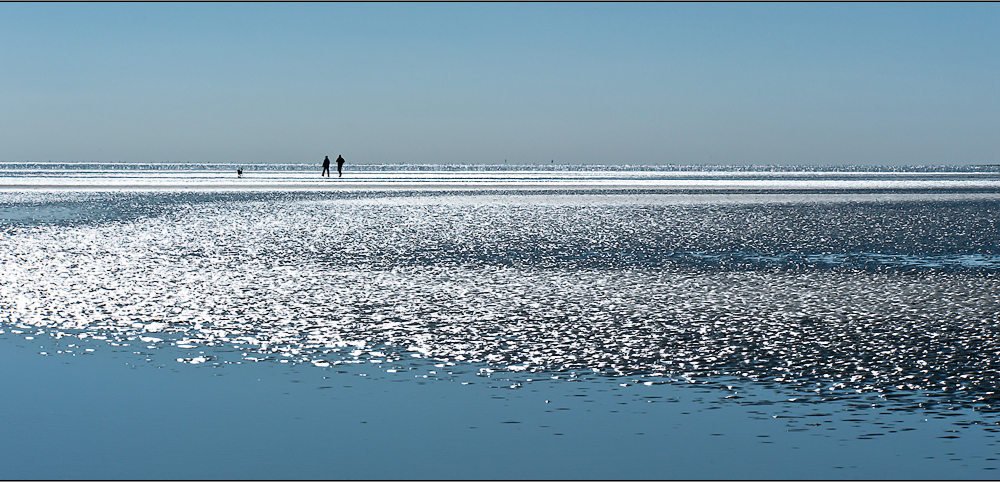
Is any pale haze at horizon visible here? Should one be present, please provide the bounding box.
[2,3,998,166]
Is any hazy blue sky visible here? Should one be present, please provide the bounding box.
[2,2,998,165]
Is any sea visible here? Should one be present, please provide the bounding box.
[2,162,1000,479]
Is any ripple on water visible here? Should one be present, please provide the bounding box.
[2,191,1000,414]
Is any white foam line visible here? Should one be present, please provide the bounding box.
[3,176,1000,192]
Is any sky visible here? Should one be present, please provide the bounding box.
[2,2,999,166]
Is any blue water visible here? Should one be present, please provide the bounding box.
[2,163,1000,478]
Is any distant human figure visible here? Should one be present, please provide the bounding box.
[322,156,331,177]
[336,155,345,178]
[237,168,243,178]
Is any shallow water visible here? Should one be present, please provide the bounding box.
[3,166,1000,478]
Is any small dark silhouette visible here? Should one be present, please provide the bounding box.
[336,155,345,178]
[237,168,243,178]
[322,156,331,177]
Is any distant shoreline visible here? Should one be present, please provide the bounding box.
[3,162,1000,173]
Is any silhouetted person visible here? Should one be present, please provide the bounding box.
[336,155,345,178]
[237,168,243,178]
[322,156,331,177]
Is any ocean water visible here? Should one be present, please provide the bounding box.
[3,163,1000,479]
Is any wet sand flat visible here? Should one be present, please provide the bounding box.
[3,166,1000,478]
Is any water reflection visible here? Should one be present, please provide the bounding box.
[2,190,1000,420]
